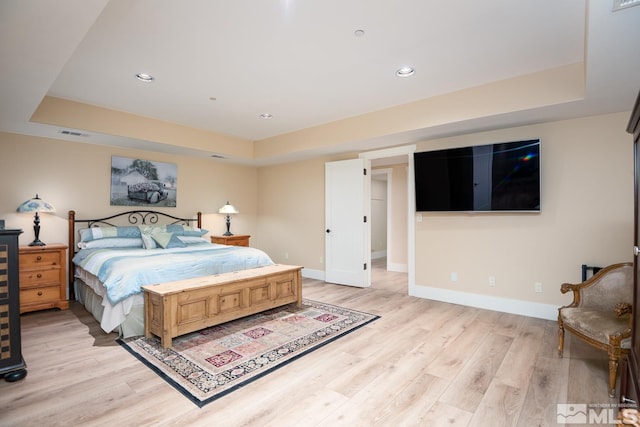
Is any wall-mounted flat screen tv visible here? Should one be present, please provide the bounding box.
[414,139,540,212]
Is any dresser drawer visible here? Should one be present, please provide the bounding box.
[19,251,61,267]
[19,267,61,287]
[20,285,61,305]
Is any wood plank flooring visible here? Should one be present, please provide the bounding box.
[0,260,617,426]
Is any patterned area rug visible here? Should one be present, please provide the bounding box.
[118,299,379,407]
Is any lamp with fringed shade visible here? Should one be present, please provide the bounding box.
[16,194,56,246]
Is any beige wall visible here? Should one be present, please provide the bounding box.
[389,164,408,270]
[0,132,258,248]
[370,177,388,255]
[253,111,632,314]
[255,156,332,270]
[1,110,633,314]
[413,112,633,308]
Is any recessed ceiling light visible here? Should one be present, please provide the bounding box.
[259,113,273,119]
[395,66,415,78]
[135,73,155,82]
[354,29,365,37]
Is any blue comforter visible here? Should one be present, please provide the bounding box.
[73,243,274,305]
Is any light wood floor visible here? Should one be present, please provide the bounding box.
[0,261,616,426]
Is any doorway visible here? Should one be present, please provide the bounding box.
[370,167,408,294]
[361,145,415,294]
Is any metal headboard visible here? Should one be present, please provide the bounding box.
[67,210,202,299]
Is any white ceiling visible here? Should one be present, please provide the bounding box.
[1,0,639,165]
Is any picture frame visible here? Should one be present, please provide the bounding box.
[110,156,177,207]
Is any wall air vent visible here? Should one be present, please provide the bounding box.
[612,0,640,11]
[59,129,89,137]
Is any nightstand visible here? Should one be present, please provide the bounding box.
[19,244,68,314]
[210,235,250,247]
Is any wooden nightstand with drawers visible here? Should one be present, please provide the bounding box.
[19,244,68,314]
[210,235,250,247]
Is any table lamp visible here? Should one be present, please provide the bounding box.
[16,194,56,246]
[218,201,238,236]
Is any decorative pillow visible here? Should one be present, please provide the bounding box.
[151,231,186,249]
[177,236,209,245]
[80,226,141,242]
[166,224,208,237]
[182,227,208,237]
[140,233,157,250]
[78,238,144,249]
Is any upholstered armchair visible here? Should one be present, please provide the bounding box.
[558,262,633,397]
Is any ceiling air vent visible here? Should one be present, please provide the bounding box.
[612,0,640,11]
[59,129,89,137]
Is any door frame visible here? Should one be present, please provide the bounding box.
[359,145,416,292]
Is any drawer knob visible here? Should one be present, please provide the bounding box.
[37,291,43,296]
[37,273,42,279]
[36,255,42,261]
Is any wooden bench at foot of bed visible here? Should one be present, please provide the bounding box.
[142,264,303,348]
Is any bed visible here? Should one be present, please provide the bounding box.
[68,210,280,338]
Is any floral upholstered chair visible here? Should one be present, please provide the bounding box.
[558,262,633,397]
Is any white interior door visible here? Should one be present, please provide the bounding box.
[325,158,371,287]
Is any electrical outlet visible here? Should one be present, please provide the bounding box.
[535,282,543,293]
[319,257,324,264]
[489,276,496,286]
[284,252,289,259]
[451,272,458,282]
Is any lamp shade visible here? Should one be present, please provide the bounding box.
[218,201,238,214]
[16,194,56,213]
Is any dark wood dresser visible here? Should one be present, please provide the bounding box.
[0,228,27,382]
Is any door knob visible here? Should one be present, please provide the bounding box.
[634,246,640,256]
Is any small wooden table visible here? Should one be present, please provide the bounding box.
[211,234,250,246]
[143,264,302,348]
[19,244,68,313]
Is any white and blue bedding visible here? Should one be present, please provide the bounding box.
[73,243,274,306]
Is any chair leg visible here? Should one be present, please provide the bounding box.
[608,343,623,398]
[558,317,565,358]
[609,356,619,398]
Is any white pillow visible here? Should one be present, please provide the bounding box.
[78,238,143,249]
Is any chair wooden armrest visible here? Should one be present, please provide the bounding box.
[560,282,582,307]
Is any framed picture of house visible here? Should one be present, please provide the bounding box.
[110,156,177,207]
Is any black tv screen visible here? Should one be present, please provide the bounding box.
[414,139,541,212]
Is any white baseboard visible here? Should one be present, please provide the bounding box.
[408,284,558,321]
[302,270,556,321]
[301,268,325,281]
[371,250,387,259]
[388,263,408,273]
